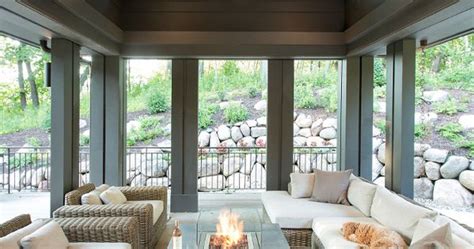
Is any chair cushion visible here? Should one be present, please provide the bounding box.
[95,184,110,192]
[310,169,351,205]
[290,173,315,198]
[261,191,365,229]
[370,186,437,241]
[81,190,103,205]
[20,221,69,249]
[312,217,381,249]
[68,242,131,249]
[411,218,471,248]
[125,200,163,225]
[100,187,127,204]
[435,215,474,245]
[347,178,377,216]
[0,219,47,249]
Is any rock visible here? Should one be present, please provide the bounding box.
[459,170,474,191]
[373,138,383,154]
[240,154,257,175]
[240,123,250,136]
[373,126,381,137]
[127,120,140,133]
[374,177,385,186]
[422,90,449,102]
[246,120,257,128]
[322,118,337,129]
[254,100,266,111]
[293,136,307,147]
[293,123,300,136]
[306,137,325,147]
[210,132,220,147]
[130,174,147,187]
[157,140,171,150]
[198,158,221,177]
[295,114,312,128]
[319,127,337,140]
[433,179,472,207]
[198,131,210,147]
[377,144,386,164]
[458,115,474,130]
[415,112,438,125]
[372,155,384,180]
[237,137,255,147]
[414,178,434,199]
[296,155,314,172]
[328,139,337,147]
[256,117,267,126]
[414,143,431,157]
[82,129,90,137]
[226,173,250,188]
[375,101,386,113]
[311,119,323,136]
[414,157,425,178]
[146,177,170,187]
[440,156,469,179]
[470,161,474,170]
[142,160,168,177]
[217,125,231,140]
[256,136,267,147]
[251,127,266,138]
[79,119,87,129]
[380,166,385,176]
[425,162,441,180]
[231,127,243,142]
[298,128,312,138]
[222,156,243,176]
[198,175,225,191]
[250,163,266,189]
[163,123,172,135]
[423,148,449,163]
[256,153,267,165]
[219,139,236,148]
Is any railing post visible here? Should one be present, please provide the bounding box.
[7,148,10,194]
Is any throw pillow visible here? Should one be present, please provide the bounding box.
[412,218,472,248]
[435,215,474,245]
[290,173,315,198]
[347,178,377,216]
[0,219,47,249]
[100,186,127,204]
[95,184,110,192]
[310,169,352,205]
[410,223,452,249]
[81,190,103,205]
[20,221,69,249]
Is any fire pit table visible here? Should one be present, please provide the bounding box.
[168,209,289,249]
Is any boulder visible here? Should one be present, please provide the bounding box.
[373,138,383,154]
[251,127,266,138]
[414,178,434,199]
[79,119,87,129]
[293,136,307,147]
[219,139,236,148]
[377,144,386,164]
[210,132,220,147]
[255,136,267,147]
[414,157,425,178]
[415,112,438,125]
[470,161,474,170]
[130,174,147,187]
[127,120,140,133]
[146,177,170,187]
[319,127,337,140]
[221,156,243,176]
[373,126,381,137]
[226,173,250,189]
[198,131,210,147]
[423,148,449,163]
[328,139,337,147]
[163,123,172,135]
[414,143,431,157]
[246,120,257,127]
[256,153,267,165]
[306,136,325,147]
[375,101,386,113]
[298,155,315,172]
[440,156,469,179]
[240,154,257,175]
[231,127,243,142]
[254,100,266,111]
[424,162,441,180]
[298,128,312,138]
[422,90,449,102]
[217,125,231,140]
[198,158,221,177]
[380,166,385,176]
[198,175,225,191]
[372,155,384,180]
[293,123,300,136]
[322,118,337,129]
[250,163,266,189]
[311,119,323,136]
[459,170,474,191]
[433,179,472,207]
[295,114,312,128]
[458,115,474,130]
[240,123,251,136]
[157,139,171,149]
[82,129,90,137]
[237,137,255,147]
[374,177,385,186]
[256,117,267,126]
[142,160,168,177]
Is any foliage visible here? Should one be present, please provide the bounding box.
[414,124,428,139]
[146,91,170,114]
[127,116,163,146]
[318,85,338,113]
[224,103,248,124]
[26,137,41,147]
[79,134,90,146]
[433,98,467,115]
[294,85,317,109]
[374,119,386,135]
[248,86,258,98]
[198,102,219,129]
[0,105,50,135]
[374,85,386,99]
[374,58,386,87]
[437,123,464,143]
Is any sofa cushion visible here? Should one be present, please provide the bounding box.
[347,178,377,216]
[370,186,437,241]
[312,217,381,249]
[311,169,351,205]
[290,173,315,198]
[95,184,110,192]
[68,242,131,249]
[81,190,103,205]
[125,200,163,225]
[411,218,471,249]
[20,221,69,249]
[261,191,365,229]
[0,219,47,249]
[435,215,474,245]
[100,187,127,204]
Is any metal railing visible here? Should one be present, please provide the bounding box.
[0,146,337,193]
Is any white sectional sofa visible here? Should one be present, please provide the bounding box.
[262,176,474,248]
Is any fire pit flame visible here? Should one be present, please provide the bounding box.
[213,210,245,248]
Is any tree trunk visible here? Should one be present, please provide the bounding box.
[24,61,40,107]
[17,60,27,110]
[431,54,442,73]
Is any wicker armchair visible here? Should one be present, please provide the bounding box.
[54,183,168,249]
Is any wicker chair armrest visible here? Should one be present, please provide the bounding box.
[55,217,140,249]
[118,186,167,202]
[0,214,32,238]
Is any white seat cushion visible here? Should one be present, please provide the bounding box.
[262,191,365,229]
[20,221,69,249]
[312,217,381,249]
[0,219,47,249]
[125,200,163,225]
[68,242,131,249]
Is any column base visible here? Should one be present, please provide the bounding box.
[171,194,198,212]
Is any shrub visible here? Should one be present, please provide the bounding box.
[374,58,386,87]
[319,87,338,113]
[224,103,248,124]
[437,123,464,143]
[127,116,163,146]
[198,103,218,129]
[414,124,428,139]
[433,98,467,115]
[248,87,258,98]
[295,86,317,109]
[217,91,227,101]
[79,134,90,146]
[374,119,386,135]
[146,92,169,114]
[26,137,41,147]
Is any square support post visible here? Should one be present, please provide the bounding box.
[267,60,294,190]
[385,39,416,198]
[171,59,198,212]
[89,55,105,185]
[338,56,373,180]
[104,56,126,186]
[50,38,80,214]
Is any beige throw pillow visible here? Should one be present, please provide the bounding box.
[20,221,69,249]
[95,184,110,192]
[0,219,47,249]
[100,187,127,204]
[81,190,103,205]
[290,173,315,198]
[310,169,352,205]
[347,178,377,216]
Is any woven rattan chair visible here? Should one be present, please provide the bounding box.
[54,183,167,249]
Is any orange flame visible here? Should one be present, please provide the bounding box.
[215,210,244,248]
